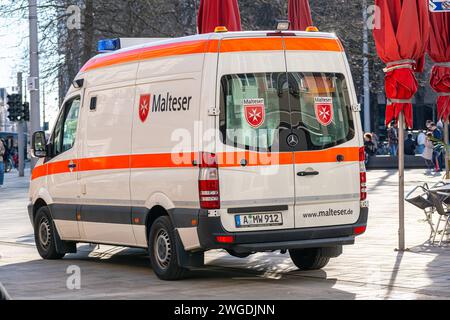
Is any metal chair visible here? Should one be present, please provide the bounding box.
[427,191,450,246]
[405,184,436,240]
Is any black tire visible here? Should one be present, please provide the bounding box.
[34,206,65,260]
[148,216,187,280]
[289,248,330,270]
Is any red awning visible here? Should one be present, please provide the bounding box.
[197,0,242,34]
[373,0,429,128]
[288,0,313,31]
[427,11,450,121]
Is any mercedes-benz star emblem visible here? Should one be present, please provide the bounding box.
[287,134,299,147]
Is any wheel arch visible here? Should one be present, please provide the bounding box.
[145,205,170,243]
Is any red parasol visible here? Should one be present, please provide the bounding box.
[373,0,429,252]
[197,0,242,34]
[288,0,313,31]
[427,11,450,121]
[373,0,429,129]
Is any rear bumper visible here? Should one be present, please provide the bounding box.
[196,207,368,253]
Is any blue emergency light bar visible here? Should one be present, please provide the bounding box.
[97,38,121,53]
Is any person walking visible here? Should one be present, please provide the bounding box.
[0,138,5,188]
[422,133,435,174]
[387,121,399,157]
[416,130,426,155]
[430,123,444,172]
[371,132,379,154]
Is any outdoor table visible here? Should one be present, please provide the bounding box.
[428,183,450,195]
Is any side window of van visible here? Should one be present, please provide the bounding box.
[51,96,80,158]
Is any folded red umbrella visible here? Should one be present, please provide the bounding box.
[197,0,241,34]
[373,0,429,128]
[288,0,313,31]
[427,11,450,121]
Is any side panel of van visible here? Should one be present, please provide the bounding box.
[77,81,136,246]
[131,54,206,247]
[215,37,297,233]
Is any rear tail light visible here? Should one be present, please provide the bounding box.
[198,152,220,209]
[359,147,367,201]
[354,226,366,236]
[216,235,234,244]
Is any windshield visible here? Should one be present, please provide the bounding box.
[219,72,355,152]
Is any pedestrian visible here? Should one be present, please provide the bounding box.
[364,133,376,157]
[404,133,416,156]
[387,121,398,157]
[0,138,5,188]
[371,132,379,154]
[422,133,434,174]
[12,149,18,170]
[416,130,426,155]
[430,123,444,172]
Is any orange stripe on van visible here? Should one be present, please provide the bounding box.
[31,163,48,180]
[284,38,343,52]
[131,153,195,169]
[80,37,343,72]
[294,147,359,164]
[31,147,359,180]
[81,40,212,72]
[219,38,284,52]
[78,155,130,172]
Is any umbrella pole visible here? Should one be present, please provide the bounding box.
[398,111,406,251]
[445,120,449,180]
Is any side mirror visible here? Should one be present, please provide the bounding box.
[32,131,47,158]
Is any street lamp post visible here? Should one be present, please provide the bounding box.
[28,0,41,170]
[17,72,25,177]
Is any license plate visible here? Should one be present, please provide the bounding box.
[235,213,283,228]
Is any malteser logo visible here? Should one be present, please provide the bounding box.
[139,94,151,123]
[139,92,193,123]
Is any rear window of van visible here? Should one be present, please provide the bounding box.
[219,72,355,152]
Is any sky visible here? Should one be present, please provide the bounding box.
[0,15,59,129]
[0,17,27,90]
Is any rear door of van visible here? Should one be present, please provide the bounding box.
[284,36,361,228]
[216,36,296,232]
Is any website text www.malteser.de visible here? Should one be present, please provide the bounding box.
[302,208,354,219]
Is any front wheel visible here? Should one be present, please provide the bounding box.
[289,248,330,270]
[148,216,187,280]
[34,207,65,260]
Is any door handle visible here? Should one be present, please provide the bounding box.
[68,163,77,169]
[297,171,319,177]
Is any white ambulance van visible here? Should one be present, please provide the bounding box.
[29,28,368,280]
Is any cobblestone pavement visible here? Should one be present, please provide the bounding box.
[0,168,449,300]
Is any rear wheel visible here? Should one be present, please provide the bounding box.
[34,207,65,260]
[148,216,187,280]
[289,248,330,270]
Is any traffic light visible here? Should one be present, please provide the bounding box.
[6,94,22,122]
[22,102,30,122]
[6,94,30,122]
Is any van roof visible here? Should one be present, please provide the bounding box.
[80,31,343,73]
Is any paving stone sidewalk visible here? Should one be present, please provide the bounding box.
[0,168,449,299]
